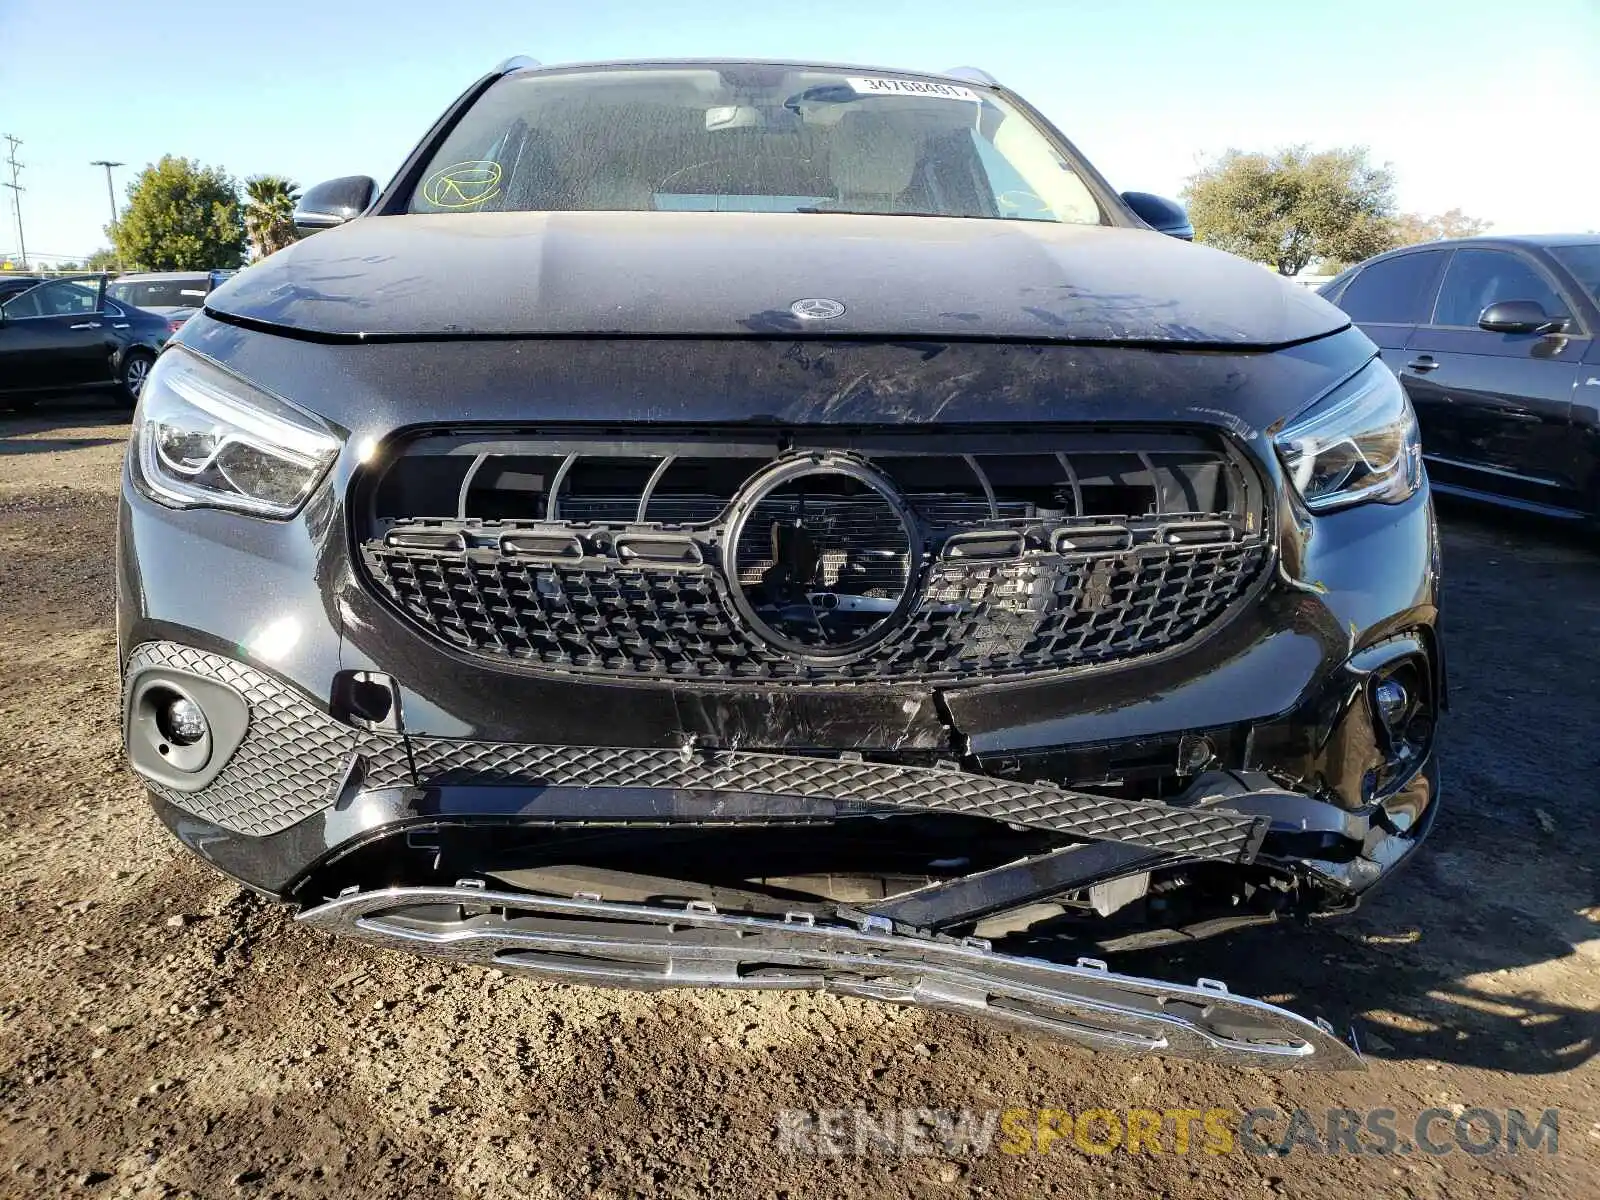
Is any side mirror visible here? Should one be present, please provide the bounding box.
[1478,299,1565,335]
[1121,191,1194,241]
[293,175,378,233]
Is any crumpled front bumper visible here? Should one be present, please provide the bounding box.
[125,632,1432,1070]
[128,641,1274,873]
[125,621,1439,902]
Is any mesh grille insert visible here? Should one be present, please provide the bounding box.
[359,427,1270,685]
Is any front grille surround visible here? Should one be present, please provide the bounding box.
[356,426,1273,686]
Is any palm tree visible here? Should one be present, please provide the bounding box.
[244,175,301,261]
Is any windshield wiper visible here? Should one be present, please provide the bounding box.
[794,208,955,218]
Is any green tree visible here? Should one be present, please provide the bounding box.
[110,156,245,270]
[85,247,120,272]
[243,175,301,260]
[1183,146,1397,275]
[1391,208,1491,246]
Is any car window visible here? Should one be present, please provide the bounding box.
[969,132,1055,221]
[0,288,42,318]
[1547,244,1600,307]
[107,279,206,308]
[0,278,100,319]
[407,66,1105,224]
[1316,270,1355,304]
[1335,251,1445,324]
[1431,249,1569,328]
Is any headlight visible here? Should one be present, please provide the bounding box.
[1274,360,1422,513]
[133,347,340,518]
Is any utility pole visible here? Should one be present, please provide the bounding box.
[2,135,25,269]
[91,159,124,227]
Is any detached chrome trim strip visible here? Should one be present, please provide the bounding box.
[298,885,1363,1071]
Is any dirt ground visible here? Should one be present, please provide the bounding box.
[1,398,1596,1200]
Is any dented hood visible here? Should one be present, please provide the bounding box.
[207,211,1348,346]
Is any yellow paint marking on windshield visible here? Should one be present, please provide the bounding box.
[421,160,504,209]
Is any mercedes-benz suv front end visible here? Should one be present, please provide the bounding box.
[117,58,1441,1070]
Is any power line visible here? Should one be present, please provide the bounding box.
[6,249,98,260]
[2,134,25,268]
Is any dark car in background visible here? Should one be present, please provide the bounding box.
[107,270,237,334]
[0,274,169,408]
[1321,235,1600,521]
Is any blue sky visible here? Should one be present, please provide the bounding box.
[2,0,1596,264]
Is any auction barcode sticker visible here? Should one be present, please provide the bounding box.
[846,77,981,101]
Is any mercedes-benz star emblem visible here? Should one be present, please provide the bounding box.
[723,457,919,659]
[790,297,846,321]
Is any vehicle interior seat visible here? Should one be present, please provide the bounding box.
[827,110,920,214]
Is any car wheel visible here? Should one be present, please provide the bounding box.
[120,350,155,405]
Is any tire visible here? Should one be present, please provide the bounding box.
[119,350,155,406]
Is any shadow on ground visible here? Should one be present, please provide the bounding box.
[0,392,131,429]
[0,435,126,456]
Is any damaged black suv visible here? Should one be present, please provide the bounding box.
[118,58,1441,1070]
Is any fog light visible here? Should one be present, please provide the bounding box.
[1373,678,1408,730]
[157,697,207,746]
